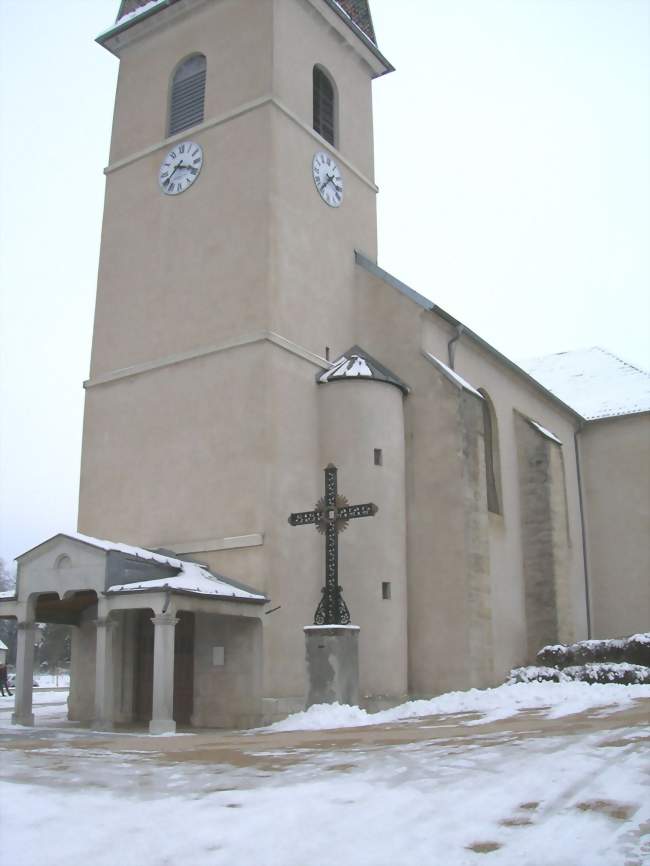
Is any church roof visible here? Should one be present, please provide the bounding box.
[522,348,650,421]
[328,0,376,44]
[318,346,410,394]
[115,0,377,45]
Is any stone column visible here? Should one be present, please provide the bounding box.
[93,616,119,730]
[149,614,178,735]
[12,622,38,726]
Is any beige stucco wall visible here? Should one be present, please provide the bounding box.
[319,378,408,702]
[80,0,384,708]
[72,0,600,716]
[192,612,263,728]
[354,263,588,689]
[514,414,574,659]
[580,413,650,639]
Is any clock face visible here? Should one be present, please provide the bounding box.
[312,151,344,208]
[158,141,203,195]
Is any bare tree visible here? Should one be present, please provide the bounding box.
[0,558,17,665]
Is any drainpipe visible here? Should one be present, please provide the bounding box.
[447,324,464,369]
[574,424,592,638]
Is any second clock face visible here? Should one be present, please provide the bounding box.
[159,141,203,195]
[312,151,344,208]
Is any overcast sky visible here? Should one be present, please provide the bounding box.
[0,0,648,565]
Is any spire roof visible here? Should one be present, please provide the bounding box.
[116,0,377,45]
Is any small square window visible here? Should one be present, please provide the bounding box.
[374,448,383,466]
[382,581,391,600]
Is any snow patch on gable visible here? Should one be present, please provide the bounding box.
[529,419,562,445]
[320,355,372,381]
[423,353,483,399]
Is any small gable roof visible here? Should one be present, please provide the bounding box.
[318,346,410,394]
[522,348,650,421]
[16,532,267,604]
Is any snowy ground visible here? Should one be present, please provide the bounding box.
[0,684,648,866]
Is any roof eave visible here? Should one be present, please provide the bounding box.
[105,585,269,604]
[355,251,585,424]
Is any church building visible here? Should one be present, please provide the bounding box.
[1,0,648,733]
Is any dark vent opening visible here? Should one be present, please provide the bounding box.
[313,66,336,146]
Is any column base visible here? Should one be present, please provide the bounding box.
[91,719,115,732]
[149,719,176,735]
[11,712,35,727]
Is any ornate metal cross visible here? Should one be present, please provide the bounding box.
[288,464,378,625]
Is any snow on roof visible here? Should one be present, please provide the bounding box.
[58,533,266,603]
[522,348,650,421]
[423,353,484,400]
[106,571,265,602]
[0,640,7,651]
[115,0,168,26]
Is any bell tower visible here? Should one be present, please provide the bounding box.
[79,0,393,700]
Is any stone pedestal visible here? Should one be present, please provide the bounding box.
[304,625,360,708]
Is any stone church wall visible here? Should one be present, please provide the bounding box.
[514,413,573,661]
[580,413,650,639]
[318,377,408,704]
[191,612,263,729]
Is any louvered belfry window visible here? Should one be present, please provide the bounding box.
[313,66,336,146]
[169,54,207,137]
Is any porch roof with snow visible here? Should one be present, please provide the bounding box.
[6,533,267,606]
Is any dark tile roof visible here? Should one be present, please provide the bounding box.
[116,0,377,45]
[333,0,376,43]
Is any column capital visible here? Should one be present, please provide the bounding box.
[151,614,179,627]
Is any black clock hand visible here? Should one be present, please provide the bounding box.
[320,174,336,192]
[163,164,180,186]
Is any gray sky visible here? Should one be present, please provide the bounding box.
[0,0,648,565]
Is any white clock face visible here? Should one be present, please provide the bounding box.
[159,141,203,195]
[312,151,344,208]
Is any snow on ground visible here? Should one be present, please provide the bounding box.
[265,680,650,731]
[0,685,648,866]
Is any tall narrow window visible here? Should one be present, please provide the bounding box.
[169,54,207,137]
[313,65,336,146]
[478,390,502,515]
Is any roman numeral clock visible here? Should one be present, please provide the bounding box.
[312,151,344,207]
[158,141,204,195]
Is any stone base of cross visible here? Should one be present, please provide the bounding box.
[288,464,378,625]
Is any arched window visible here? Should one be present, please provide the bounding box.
[313,65,336,146]
[169,54,207,137]
[478,390,502,515]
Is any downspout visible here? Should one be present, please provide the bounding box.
[447,324,464,369]
[574,424,592,638]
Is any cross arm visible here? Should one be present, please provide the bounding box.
[338,502,378,521]
[288,510,319,527]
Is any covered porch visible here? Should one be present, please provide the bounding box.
[0,533,268,733]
